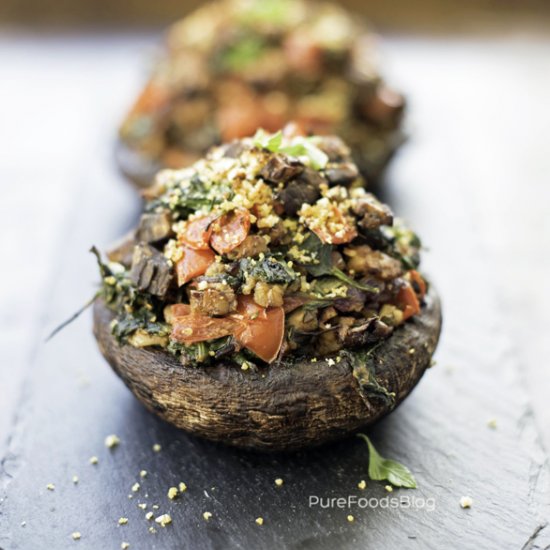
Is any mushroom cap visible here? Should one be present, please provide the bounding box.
[93,284,441,452]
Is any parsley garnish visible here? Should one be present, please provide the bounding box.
[357,434,417,488]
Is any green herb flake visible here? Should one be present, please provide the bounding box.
[357,434,417,489]
[297,233,378,293]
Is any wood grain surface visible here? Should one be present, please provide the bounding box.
[1,32,549,549]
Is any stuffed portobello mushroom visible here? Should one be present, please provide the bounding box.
[118,0,405,188]
[95,131,441,451]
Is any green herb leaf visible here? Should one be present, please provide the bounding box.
[280,140,328,170]
[357,434,417,488]
[252,131,328,170]
[219,36,266,72]
[253,129,283,152]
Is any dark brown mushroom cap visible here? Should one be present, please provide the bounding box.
[93,284,441,452]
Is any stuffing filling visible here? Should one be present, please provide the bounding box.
[99,131,425,367]
[119,0,405,182]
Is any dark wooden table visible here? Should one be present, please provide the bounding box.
[1,31,549,549]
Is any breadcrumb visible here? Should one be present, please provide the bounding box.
[132,483,140,493]
[460,496,473,509]
[152,444,162,452]
[149,527,157,534]
[72,476,79,484]
[385,485,393,493]
[274,478,284,487]
[357,480,367,490]
[167,487,179,500]
[487,418,497,429]
[89,456,99,465]
[145,512,154,521]
[71,532,81,540]
[203,512,212,521]
[104,434,120,449]
[255,517,264,525]
[347,515,354,522]
[178,482,187,492]
[118,518,128,526]
[140,470,148,478]
[155,514,172,527]
[138,503,147,510]
[46,484,55,491]
[121,543,130,549]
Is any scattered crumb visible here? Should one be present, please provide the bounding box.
[408,348,416,355]
[487,418,497,429]
[132,483,140,493]
[167,487,179,500]
[127,494,133,499]
[203,512,212,521]
[140,470,148,478]
[138,503,147,510]
[152,504,159,510]
[460,496,473,509]
[385,485,393,493]
[89,456,99,465]
[145,512,154,521]
[46,484,55,491]
[121,543,130,550]
[21,521,26,527]
[72,476,79,484]
[327,358,335,366]
[148,527,157,534]
[240,362,250,371]
[71,532,81,540]
[357,480,367,490]
[152,444,162,452]
[347,515,354,523]
[178,482,187,492]
[255,517,264,526]
[274,478,284,487]
[104,434,120,449]
[155,514,172,527]
[118,518,128,526]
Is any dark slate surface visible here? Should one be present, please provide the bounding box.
[1,35,550,550]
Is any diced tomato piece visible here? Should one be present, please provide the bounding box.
[234,295,285,363]
[175,245,215,286]
[128,79,169,117]
[178,214,217,250]
[406,270,426,299]
[310,205,357,245]
[395,282,421,321]
[283,34,322,74]
[164,303,191,324]
[166,294,285,364]
[217,102,264,142]
[210,208,251,255]
[171,315,237,344]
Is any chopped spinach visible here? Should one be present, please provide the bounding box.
[93,248,168,344]
[146,173,225,219]
[297,233,379,293]
[239,256,298,285]
[380,224,421,270]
